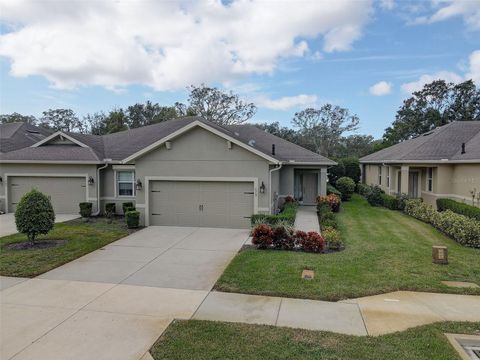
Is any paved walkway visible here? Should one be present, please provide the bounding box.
[294,206,320,232]
[193,290,480,336]
[0,213,80,237]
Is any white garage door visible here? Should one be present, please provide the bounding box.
[9,176,86,214]
[149,181,254,229]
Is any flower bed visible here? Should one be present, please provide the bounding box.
[250,201,298,227]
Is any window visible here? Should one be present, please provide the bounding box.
[427,167,433,192]
[378,166,382,185]
[117,171,135,197]
[386,166,390,188]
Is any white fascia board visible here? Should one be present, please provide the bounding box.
[0,160,102,164]
[359,159,480,164]
[121,120,280,164]
[31,131,90,148]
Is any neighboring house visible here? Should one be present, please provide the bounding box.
[360,121,480,208]
[0,117,335,228]
[0,122,52,153]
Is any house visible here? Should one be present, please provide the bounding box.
[0,117,335,228]
[360,121,480,208]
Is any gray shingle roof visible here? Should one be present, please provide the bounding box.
[0,116,335,164]
[0,122,52,153]
[360,121,480,163]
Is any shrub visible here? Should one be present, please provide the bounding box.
[297,231,325,253]
[366,185,384,206]
[284,195,295,203]
[437,198,480,221]
[105,203,116,216]
[327,184,342,197]
[322,226,344,251]
[251,203,297,227]
[336,177,356,201]
[272,225,295,250]
[404,199,437,223]
[356,183,371,196]
[251,224,274,249]
[342,158,361,183]
[79,202,92,219]
[125,210,140,228]
[395,193,410,211]
[15,189,55,244]
[316,202,332,221]
[381,194,399,210]
[328,162,345,187]
[321,218,339,230]
[317,194,341,213]
[122,202,135,214]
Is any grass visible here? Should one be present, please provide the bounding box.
[216,194,480,301]
[150,320,480,360]
[0,217,132,277]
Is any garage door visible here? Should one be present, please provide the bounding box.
[149,181,254,228]
[9,176,86,214]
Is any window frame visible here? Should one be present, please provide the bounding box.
[378,165,382,185]
[386,166,390,188]
[116,170,136,198]
[427,167,433,192]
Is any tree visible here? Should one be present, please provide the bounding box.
[0,112,37,125]
[40,109,85,133]
[335,135,377,158]
[125,101,180,128]
[292,104,359,157]
[382,79,480,145]
[254,122,300,145]
[85,109,128,135]
[15,189,55,245]
[183,84,257,125]
[341,158,361,183]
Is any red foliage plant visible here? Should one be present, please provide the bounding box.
[316,194,341,212]
[296,231,325,253]
[284,195,295,203]
[251,224,274,249]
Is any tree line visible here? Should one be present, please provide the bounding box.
[1,80,478,160]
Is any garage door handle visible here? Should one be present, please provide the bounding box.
[151,190,161,193]
[244,192,254,194]
[151,213,162,216]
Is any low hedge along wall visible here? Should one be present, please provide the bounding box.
[250,203,298,227]
[437,198,480,221]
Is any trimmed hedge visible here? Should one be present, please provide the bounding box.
[437,198,480,221]
[404,199,480,248]
[381,194,399,210]
[250,203,298,227]
[79,202,92,218]
[122,202,135,214]
[125,210,140,228]
[336,177,355,201]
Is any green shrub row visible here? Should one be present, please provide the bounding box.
[327,184,342,197]
[358,184,409,210]
[437,198,480,221]
[404,199,480,248]
[251,203,298,227]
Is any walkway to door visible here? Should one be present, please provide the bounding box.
[294,206,320,232]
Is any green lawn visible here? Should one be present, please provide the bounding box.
[0,217,132,277]
[215,195,480,301]
[150,320,480,360]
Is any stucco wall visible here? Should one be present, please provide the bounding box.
[452,164,480,202]
[134,126,272,224]
[279,164,328,198]
[0,163,98,213]
[99,165,137,214]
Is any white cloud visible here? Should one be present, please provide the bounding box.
[466,50,480,83]
[413,0,480,30]
[378,0,395,11]
[369,81,392,96]
[401,71,463,93]
[257,94,318,110]
[0,0,372,91]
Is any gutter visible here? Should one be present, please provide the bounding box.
[92,160,110,216]
[268,162,283,214]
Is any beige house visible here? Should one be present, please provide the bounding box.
[360,121,480,208]
[0,117,335,228]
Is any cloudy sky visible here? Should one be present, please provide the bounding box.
[0,0,479,137]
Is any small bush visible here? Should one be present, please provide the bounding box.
[105,203,116,215]
[122,202,135,214]
[272,225,294,250]
[327,184,342,197]
[395,193,410,211]
[284,195,295,203]
[366,185,384,206]
[322,226,344,251]
[251,203,297,227]
[437,198,480,221]
[251,224,274,249]
[125,210,140,228]
[79,202,93,219]
[316,194,341,213]
[381,194,399,210]
[328,163,345,187]
[342,157,361,183]
[404,199,436,223]
[296,231,325,253]
[15,189,55,244]
[336,177,356,201]
[356,183,371,196]
[321,218,339,230]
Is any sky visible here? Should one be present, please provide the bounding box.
[0,0,479,139]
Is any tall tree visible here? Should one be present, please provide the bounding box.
[335,134,377,158]
[254,122,300,145]
[39,109,85,133]
[125,101,180,128]
[85,109,128,135]
[292,104,359,157]
[183,84,257,125]
[382,79,480,145]
[0,112,37,125]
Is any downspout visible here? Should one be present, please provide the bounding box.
[268,162,283,214]
[92,161,109,216]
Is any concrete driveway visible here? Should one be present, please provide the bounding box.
[0,213,80,237]
[0,226,249,360]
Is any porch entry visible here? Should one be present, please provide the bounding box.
[294,170,318,205]
[408,172,419,198]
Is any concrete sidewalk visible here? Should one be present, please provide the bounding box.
[294,206,320,232]
[193,290,480,336]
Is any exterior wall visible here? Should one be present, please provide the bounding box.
[270,166,280,213]
[279,164,328,199]
[0,163,98,213]
[452,164,480,202]
[99,165,137,214]
[134,126,272,225]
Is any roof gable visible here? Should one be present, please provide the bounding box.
[31,131,90,148]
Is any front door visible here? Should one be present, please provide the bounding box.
[302,173,318,205]
[408,172,419,198]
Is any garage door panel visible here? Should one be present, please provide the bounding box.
[149,180,253,228]
[9,176,86,214]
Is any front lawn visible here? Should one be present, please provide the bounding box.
[0,217,132,277]
[150,320,480,360]
[215,195,480,301]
